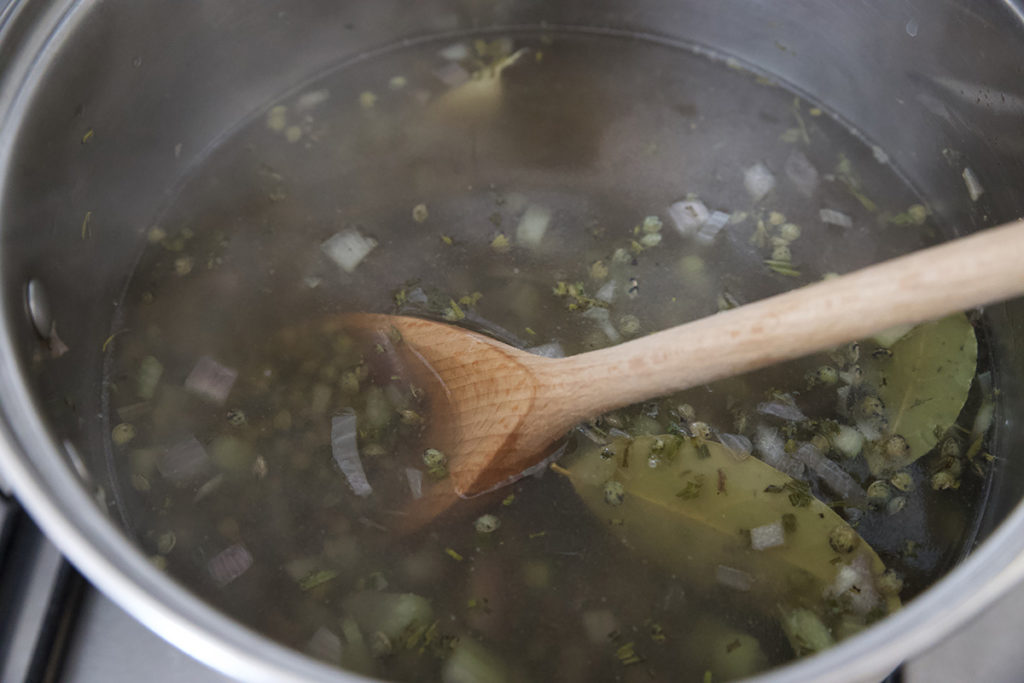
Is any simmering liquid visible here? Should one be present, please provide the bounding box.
[104,31,991,682]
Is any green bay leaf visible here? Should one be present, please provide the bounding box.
[565,436,899,618]
[862,314,977,475]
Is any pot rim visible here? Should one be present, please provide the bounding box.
[2,2,1024,682]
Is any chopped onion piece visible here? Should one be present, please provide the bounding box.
[855,419,882,442]
[515,205,551,248]
[873,323,914,348]
[295,89,329,111]
[668,200,708,236]
[962,167,984,202]
[595,279,617,304]
[757,399,807,422]
[718,433,753,461]
[793,443,863,499]
[750,520,785,550]
[754,425,805,478]
[583,307,621,343]
[832,424,865,459]
[695,211,731,245]
[406,468,424,500]
[438,43,470,61]
[784,149,819,197]
[526,341,565,358]
[716,564,755,591]
[184,356,237,404]
[819,208,853,228]
[307,627,342,663]
[744,162,776,202]
[193,473,225,503]
[158,436,210,484]
[208,543,253,587]
[825,554,880,615]
[322,229,378,273]
[581,609,619,644]
[977,370,993,396]
[137,356,163,400]
[331,411,372,497]
[972,398,995,441]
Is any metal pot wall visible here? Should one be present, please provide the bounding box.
[0,1,1023,681]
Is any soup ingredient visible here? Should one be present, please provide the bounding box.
[861,314,978,475]
[564,436,899,629]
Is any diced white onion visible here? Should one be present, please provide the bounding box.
[307,627,342,663]
[832,424,865,459]
[526,341,565,358]
[158,436,210,484]
[583,307,621,343]
[873,323,914,348]
[595,280,617,304]
[744,162,776,202]
[793,443,863,499]
[322,229,378,273]
[695,211,731,245]
[438,43,470,61]
[184,356,237,405]
[819,209,853,228]
[718,433,753,462]
[515,205,551,248]
[757,399,807,422]
[331,411,372,497]
[193,473,225,503]
[962,167,984,202]
[405,468,424,500]
[855,419,883,442]
[716,564,755,591]
[972,398,995,441]
[785,149,819,197]
[754,425,805,478]
[750,520,785,550]
[208,543,253,587]
[137,356,163,400]
[668,200,708,236]
[295,89,330,111]
[825,554,880,615]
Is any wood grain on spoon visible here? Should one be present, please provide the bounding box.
[346,219,1024,525]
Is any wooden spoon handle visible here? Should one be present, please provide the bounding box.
[538,219,1024,421]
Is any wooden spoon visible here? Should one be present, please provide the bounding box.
[346,219,1024,526]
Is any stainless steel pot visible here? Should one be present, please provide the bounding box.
[1,1,1023,681]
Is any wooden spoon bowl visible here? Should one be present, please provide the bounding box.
[344,220,1024,528]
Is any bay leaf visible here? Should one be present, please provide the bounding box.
[565,435,899,620]
[862,314,977,475]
